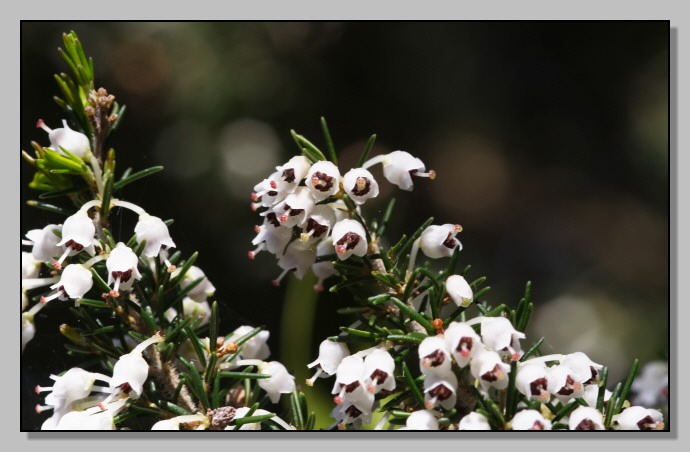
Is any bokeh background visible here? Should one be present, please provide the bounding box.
[21,22,669,429]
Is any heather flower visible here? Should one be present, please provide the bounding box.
[424,372,458,410]
[419,224,462,259]
[510,410,552,430]
[307,340,350,386]
[444,321,481,368]
[568,406,604,430]
[363,349,396,394]
[613,406,664,430]
[458,411,491,430]
[343,168,379,205]
[257,361,296,403]
[362,150,435,191]
[37,118,91,159]
[401,410,439,430]
[306,160,341,201]
[106,242,141,297]
[331,219,368,260]
[480,316,525,360]
[24,224,63,262]
[419,336,451,377]
[445,274,473,307]
[134,213,176,258]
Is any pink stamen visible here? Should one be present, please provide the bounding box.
[36,118,52,132]
[336,245,346,255]
[269,180,277,189]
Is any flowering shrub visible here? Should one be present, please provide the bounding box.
[21,32,668,431]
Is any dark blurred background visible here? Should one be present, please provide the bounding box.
[21,22,669,429]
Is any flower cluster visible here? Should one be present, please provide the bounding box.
[249,151,435,290]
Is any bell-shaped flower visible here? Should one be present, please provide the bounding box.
[401,410,439,430]
[510,409,552,430]
[257,361,296,403]
[273,240,317,286]
[363,150,435,191]
[444,321,481,368]
[37,118,91,159]
[631,361,667,407]
[307,340,349,386]
[458,411,491,430]
[152,413,210,431]
[275,155,311,191]
[548,364,585,401]
[332,219,368,260]
[568,406,604,430]
[331,355,372,409]
[274,187,315,228]
[470,348,511,391]
[418,336,451,377]
[480,317,525,360]
[35,367,111,414]
[445,275,473,307]
[312,241,337,292]
[106,243,142,297]
[228,325,271,360]
[332,401,373,429]
[306,160,341,201]
[251,171,288,209]
[55,211,96,268]
[108,333,164,400]
[134,213,176,258]
[175,265,216,302]
[249,219,292,259]
[424,372,458,410]
[54,399,126,431]
[613,406,664,431]
[22,313,36,351]
[363,349,396,394]
[515,363,551,403]
[181,297,212,327]
[22,251,41,280]
[343,168,379,205]
[300,205,337,243]
[25,224,63,262]
[41,264,93,303]
[419,224,462,259]
[560,352,603,386]
[581,383,611,408]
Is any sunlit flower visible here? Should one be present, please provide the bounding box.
[458,411,491,430]
[444,321,481,368]
[363,349,396,394]
[510,409,552,430]
[257,361,296,403]
[401,410,439,430]
[249,218,293,259]
[55,211,96,268]
[470,348,511,391]
[306,160,341,201]
[445,275,473,307]
[41,264,93,303]
[152,413,210,431]
[480,316,525,360]
[273,240,317,286]
[343,168,379,205]
[332,219,368,260]
[37,118,91,159]
[106,243,142,297]
[424,372,457,410]
[419,224,462,259]
[363,150,435,191]
[515,363,551,403]
[568,406,604,430]
[24,224,63,262]
[228,325,271,361]
[418,336,451,377]
[134,213,176,258]
[274,187,315,228]
[300,205,337,243]
[307,340,349,386]
[613,406,664,430]
[108,333,164,401]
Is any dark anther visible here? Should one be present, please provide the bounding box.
[312,171,334,192]
[306,218,329,238]
[423,349,446,367]
[529,377,548,396]
[557,375,576,396]
[369,369,389,385]
[111,269,134,283]
[481,364,504,383]
[637,415,656,431]
[442,232,457,249]
[351,177,371,196]
[345,405,363,418]
[343,381,361,393]
[117,382,133,395]
[64,239,84,251]
[456,337,473,353]
[529,421,545,430]
[266,212,281,227]
[282,168,296,183]
[428,384,453,401]
[575,419,597,430]
[336,232,361,251]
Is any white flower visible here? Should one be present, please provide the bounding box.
[300,205,337,243]
[55,211,96,267]
[306,160,341,201]
[444,321,481,368]
[631,360,668,407]
[332,401,373,429]
[458,411,491,430]
[445,275,473,307]
[37,118,91,159]
[470,348,511,391]
[273,240,317,286]
[331,355,373,410]
[176,266,216,301]
[424,372,457,410]
[418,336,451,377]
[307,340,349,385]
[257,361,296,403]
[363,349,396,394]
[249,219,292,259]
[343,168,379,205]
[41,264,93,303]
[331,219,368,260]
[568,406,604,430]
[274,187,315,227]
[515,363,551,403]
[548,364,585,401]
[251,171,288,209]
[228,326,271,360]
[480,316,525,360]
[613,406,664,430]
[402,410,439,430]
[25,224,63,262]
[106,242,142,297]
[35,367,111,412]
[134,213,176,258]
[152,414,210,431]
[581,383,611,408]
[363,150,435,191]
[22,251,41,280]
[182,298,212,327]
[510,410,552,430]
[109,333,164,400]
[22,313,36,351]
[419,224,462,259]
[276,155,311,190]
[560,352,603,386]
